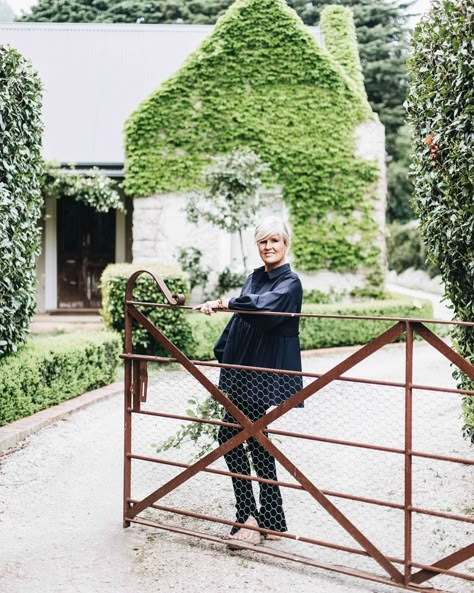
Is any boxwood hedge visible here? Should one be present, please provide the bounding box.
[0,331,120,426]
[185,299,433,361]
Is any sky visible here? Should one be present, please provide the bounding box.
[8,0,433,20]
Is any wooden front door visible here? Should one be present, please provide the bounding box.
[57,199,116,309]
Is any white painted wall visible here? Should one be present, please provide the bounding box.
[44,198,58,311]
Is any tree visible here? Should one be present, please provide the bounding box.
[386,125,414,222]
[406,0,474,441]
[0,46,43,356]
[186,149,270,271]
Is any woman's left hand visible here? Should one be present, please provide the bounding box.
[193,299,228,316]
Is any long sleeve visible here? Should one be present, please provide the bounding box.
[228,277,302,331]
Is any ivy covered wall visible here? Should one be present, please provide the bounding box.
[124,0,383,281]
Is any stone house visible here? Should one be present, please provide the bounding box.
[0,0,385,311]
[125,0,386,296]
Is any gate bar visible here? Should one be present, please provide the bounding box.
[127,517,449,593]
[404,322,414,585]
[128,454,474,523]
[119,353,474,396]
[126,299,474,327]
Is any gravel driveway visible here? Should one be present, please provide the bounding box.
[0,342,472,593]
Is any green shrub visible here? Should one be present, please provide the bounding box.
[100,263,193,356]
[406,0,474,440]
[0,45,43,356]
[0,331,120,426]
[386,222,440,277]
[187,313,229,360]
[303,288,338,304]
[298,300,433,350]
[185,298,433,360]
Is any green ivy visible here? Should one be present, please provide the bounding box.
[319,5,367,100]
[0,45,43,357]
[124,0,382,287]
[406,0,474,441]
[42,162,123,213]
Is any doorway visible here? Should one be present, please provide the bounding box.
[57,199,116,309]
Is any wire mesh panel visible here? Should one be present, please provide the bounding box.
[122,273,474,593]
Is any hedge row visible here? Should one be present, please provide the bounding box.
[406,0,474,441]
[184,299,433,360]
[0,331,120,426]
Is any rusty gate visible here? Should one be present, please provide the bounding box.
[122,270,474,592]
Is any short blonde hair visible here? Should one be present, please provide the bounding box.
[254,217,290,246]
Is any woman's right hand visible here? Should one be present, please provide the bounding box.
[192,299,228,316]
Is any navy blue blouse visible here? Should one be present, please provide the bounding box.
[214,263,303,408]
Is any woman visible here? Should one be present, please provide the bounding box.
[195,217,303,546]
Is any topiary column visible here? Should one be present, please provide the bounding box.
[0,45,43,356]
[406,0,474,440]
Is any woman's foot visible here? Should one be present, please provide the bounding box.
[264,533,282,541]
[227,515,262,549]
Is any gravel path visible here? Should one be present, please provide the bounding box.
[0,342,472,593]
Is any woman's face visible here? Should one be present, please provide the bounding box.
[257,234,287,271]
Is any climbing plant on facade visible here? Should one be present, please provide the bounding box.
[125,0,382,289]
[0,45,43,356]
[42,163,123,212]
[406,0,474,441]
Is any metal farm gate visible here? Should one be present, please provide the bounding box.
[122,270,474,592]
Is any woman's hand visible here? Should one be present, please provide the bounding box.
[193,299,228,316]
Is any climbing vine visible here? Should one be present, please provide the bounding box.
[124,0,381,285]
[42,162,123,212]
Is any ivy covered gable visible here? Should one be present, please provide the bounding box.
[124,0,381,276]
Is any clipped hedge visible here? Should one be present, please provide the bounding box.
[124,0,382,290]
[0,331,120,426]
[100,263,193,356]
[298,300,433,350]
[185,299,433,360]
[0,45,43,356]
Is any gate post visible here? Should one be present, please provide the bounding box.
[404,321,414,585]
[123,299,133,528]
